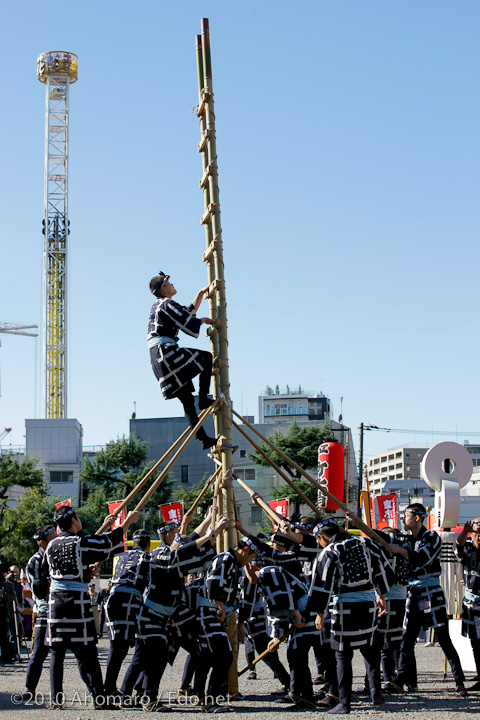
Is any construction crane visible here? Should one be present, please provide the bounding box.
[37,51,78,419]
[0,322,38,398]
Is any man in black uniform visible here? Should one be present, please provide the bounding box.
[148,272,216,450]
[384,503,466,697]
[21,525,56,700]
[104,529,151,700]
[44,505,140,708]
[455,517,480,690]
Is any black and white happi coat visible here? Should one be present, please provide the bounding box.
[197,549,241,653]
[308,532,391,651]
[256,564,322,649]
[148,297,210,400]
[374,531,411,644]
[105,546,149,642]
[44,527,124,646]
[137,540,214,643]
[455,540,480,640]
[403,526,448,630]
[26,548,50,630]
[239,575,268,640]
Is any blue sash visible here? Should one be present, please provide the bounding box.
[145,597,176,616]
[409,576,440,589]
[148,336,178,349]
[333,590,376,603]
[113,586,142,599]
[50,579,89,593]
[385,585,407,600]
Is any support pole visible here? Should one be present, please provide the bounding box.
[231,418,321,517]
[195,19,236,551]
[227,403,387,546]
[96,408,211,534]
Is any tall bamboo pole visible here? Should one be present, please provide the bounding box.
[195,18,236,551]
[196,19,237,692]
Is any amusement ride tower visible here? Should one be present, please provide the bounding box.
[37,51,78,419]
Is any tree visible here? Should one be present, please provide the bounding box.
[78,435,174,535]
[248,420,339,513]
[0,453,45,525]
[0,483,57,565]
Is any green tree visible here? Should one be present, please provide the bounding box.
[248,420,339,513]
[0,483,57,565]
[0,453,45,525]
[78,435,174,535]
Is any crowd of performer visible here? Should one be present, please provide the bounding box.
[7,502,480,713]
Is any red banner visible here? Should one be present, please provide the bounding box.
[317,442,345,511]
[269,499,289,532]
[108,501,126,549]
[55,498,72,510]
[376,493,398,528]
[108,501,126,529]
[160,502,183,524]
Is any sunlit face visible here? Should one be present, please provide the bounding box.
[160,277,176,297]
[402,510,421,531]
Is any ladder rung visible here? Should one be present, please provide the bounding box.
[197,130,211,152]
[200,161,217,189]
[202,239,217,262]
[200,203,220,225]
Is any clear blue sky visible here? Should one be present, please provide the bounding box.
[0,1,479,465]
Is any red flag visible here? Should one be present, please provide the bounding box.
[108,501,126,548]
[55,498,72,510]
[269,499,289,532]
[159,502,183,524]
[376,494,398,529]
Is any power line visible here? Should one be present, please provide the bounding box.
[363,425,480,437]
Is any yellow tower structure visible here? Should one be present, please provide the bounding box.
[37,52,78,419]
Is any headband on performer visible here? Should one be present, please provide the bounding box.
[157,520,180,537]
[53,506,76,525]
[241,536,260,554]
[297,520,315,531]
[33,526,55,541]
[151,272,170,295]
[313,519,338,536]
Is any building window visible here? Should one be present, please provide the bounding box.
[236,469,256,483]
[250,506,263,524]
[395,452,402,458]
[50,471,73,483]
[181,465,189,483]
[239,450,246,458]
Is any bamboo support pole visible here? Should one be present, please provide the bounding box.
[345,430,350,530]
[238,628,293,676]
[189,466,221,516]
[95,407,211,534]
[196,19,236,552]
[132,399,221,515]
[231,418,322,518]
[227,404,387,547]
[234,474,285,526]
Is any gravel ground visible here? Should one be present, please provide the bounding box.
[1,638,479,719]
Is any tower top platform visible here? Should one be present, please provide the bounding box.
[37,52,78,83]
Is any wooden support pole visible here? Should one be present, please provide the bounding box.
[238,628,293,676]
[227,404,387,546]
[234,474,284,526]
[231,418,322,518]
[132,399,221,515]
[95,407,212,534]
[189,466,221,516]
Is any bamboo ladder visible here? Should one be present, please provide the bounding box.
[195,18,240,691]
